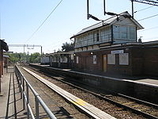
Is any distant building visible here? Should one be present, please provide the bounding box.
[41,54,50,65]
[49,51,74,68]
[41,51,74,68]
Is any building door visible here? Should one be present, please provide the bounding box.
[103,55,107,72]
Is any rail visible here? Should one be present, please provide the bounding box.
[14,65,57,119]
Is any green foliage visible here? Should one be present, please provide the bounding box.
[29,52,41,63]
[7,53,27,63]
[5,52,41,63]
[61,42,74,52]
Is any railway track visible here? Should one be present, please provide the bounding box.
[60,77,158,119]
[25,65,158,119]
[18,66,90,119]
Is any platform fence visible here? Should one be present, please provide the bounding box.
[14,65,57,119]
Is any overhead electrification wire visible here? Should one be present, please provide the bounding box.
[25,0,63,43]
[138,13,158,21]
[134,6,153,13]
[132,0,158,6]
[143,36,158,41]
[139,26,158,32]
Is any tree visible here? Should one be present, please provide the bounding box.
[7,53,27,63]
[61,42,74,52]
[29,52,41,63]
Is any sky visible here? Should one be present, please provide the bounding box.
[0,0,158,54]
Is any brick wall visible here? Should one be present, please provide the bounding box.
[74,44,158,76]
[144,47,158,76]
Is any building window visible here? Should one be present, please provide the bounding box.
[129,27,136,40]
[76,56,79,64]
[120,26,128,39]
[97,31,100,41]
[113,25,136,41]
[107,54,115,64]
[93,32,97,42]
[100,27,111,42]
[93,55,97,64]
[119,53,129,65]
[93,31,100,42]
[87,33,93,45]
[113,25,128,39]
[113,25,120,39]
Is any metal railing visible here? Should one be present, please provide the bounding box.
[5,73,14,119]
[14,65,57,119]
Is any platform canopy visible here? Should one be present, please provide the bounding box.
[0,40,9,52]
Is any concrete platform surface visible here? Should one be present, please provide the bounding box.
[136,78,158,85]
[0,67,27,119]
[0,71,10,118]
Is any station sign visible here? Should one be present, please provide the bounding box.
[111,50,124,54]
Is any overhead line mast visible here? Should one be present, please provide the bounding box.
[8,44,42,55]
[87,0,158,20]
[87,0,119,21]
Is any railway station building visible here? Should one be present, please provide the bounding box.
[41,54,50,65]
[41,51,74,68]
[71,11,158,76]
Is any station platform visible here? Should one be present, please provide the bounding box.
[0,65,91,119]
[0,69,11,118]
[0,66,75,119]
[0,67,27,119]
[30,64,158,86]
[80,71,158,86]
[2,64,158,118]
[136,78,158,86]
